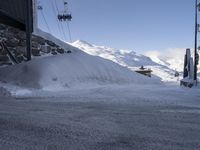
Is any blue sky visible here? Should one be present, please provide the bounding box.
[38,0,196,53]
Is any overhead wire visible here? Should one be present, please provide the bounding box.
[62,0,73,42]
[40,8,51,34]
[66,21,72,42]
[38,0,72,42]
[50,0,63,40]
[37,1,51,34]
[54,0,68,41]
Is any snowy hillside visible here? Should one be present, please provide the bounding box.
[72,40,178,82]
[0,41,160,96]
[145,49,184,72]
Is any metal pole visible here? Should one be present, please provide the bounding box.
[26,0,32,61]
[33,0,38,31]
[194,0,198,84]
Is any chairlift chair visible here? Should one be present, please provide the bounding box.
[58,14,63,21]
[64,13,72,21]
[38,5,43,10]
[63,1,72,21]
[57,13,72,21]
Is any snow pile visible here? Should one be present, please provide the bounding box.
[0,86,11,97]
[0,49,159,92]
[0,82,32,97]
[72,40,178,82]
[0,29,161,97]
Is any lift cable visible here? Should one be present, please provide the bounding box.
[38,2,52,34]
[62,0,73,42]
[41,10,51,34]
[54,0,68,41]
[66,21,72,42]
[50,0,63,39]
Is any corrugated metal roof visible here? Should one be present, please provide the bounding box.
[0,0,33,31]
[0,0,26,24]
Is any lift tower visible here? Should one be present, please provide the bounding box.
[194,0,200,85]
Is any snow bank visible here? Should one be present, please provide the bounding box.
[0,29,160,97]
[0,82,32,97]
[0,50,159,91]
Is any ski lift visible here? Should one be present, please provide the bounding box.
[63,13,72,21]
[37,1,43,10]
[57,1,72,21]
[38,5,43,10]
[57,13,72,21]
[58,14,63,21]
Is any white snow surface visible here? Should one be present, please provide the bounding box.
[0,48,159,97]
[0,30,198,98]
[71,40,178,82]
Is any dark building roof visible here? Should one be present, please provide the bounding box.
[0,0,33,31]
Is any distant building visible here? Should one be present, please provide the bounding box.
[135,66,153,77]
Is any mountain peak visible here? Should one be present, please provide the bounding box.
[73,40,93,47]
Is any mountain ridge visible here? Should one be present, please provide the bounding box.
[71,40,179,82]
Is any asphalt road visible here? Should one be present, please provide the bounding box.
[0,96,200,150]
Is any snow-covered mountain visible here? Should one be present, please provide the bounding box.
[72,40,179,82]
[146,49,200,75]
[72,40,157,67]
[145,49,185,72]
